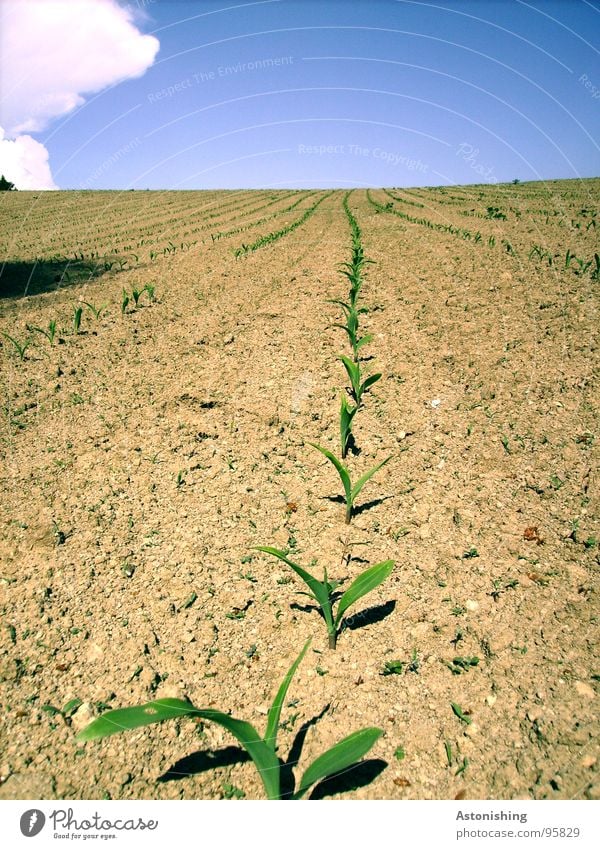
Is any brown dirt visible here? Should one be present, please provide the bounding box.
[0,183,598,801]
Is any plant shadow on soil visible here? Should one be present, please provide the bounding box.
[325,494,394,516]
[280,705,387,799]
[158,746,250,783]
[0,259,112,299]
[290,600,396,632]
[157,705,387,798]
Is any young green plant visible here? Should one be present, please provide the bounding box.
[331,306,373,361]
[340,394,357,459]
[84,301,107,320]
[1,332,31,361]
[76,640,383,799]
[28,319,57,345]
[257,547,394,649]
[338,354,381,407]
[309,442,390,524]
[73,306,83,334]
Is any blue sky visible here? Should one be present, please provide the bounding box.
[2,0,599,189]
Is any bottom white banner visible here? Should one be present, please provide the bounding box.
[0,799,597,848]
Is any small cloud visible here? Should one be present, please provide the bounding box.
[0,126,57,190]
[0,0,159,188]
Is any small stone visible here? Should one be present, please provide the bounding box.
[465,599,479,611]
[527,708,543,722]
[86,642,103,661]
[70,703,95,733]
[464,722,479,737]
[156,683,186,700]
[581,755,597,769]
[575,681,595,699]
[486,695,497,707]
[223,334,234,345]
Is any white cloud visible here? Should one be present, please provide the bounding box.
[0,0,159,188]
[0,126,58,189]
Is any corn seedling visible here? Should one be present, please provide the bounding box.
[121,290,130,314]
[331,309,373,361]
[309,442,390,524]
[1,332,31,361]
[73,306,83,334]
[340,395,357,458]
[84,302,107,320]
[76,640,383,799]
[338,354,381,407]
[338,256,373,308]
[256,549,394,650]
[28,319,57,345]
[144,283,156,302]
[575,257,592,274]
[131,287,143,307]
[591,254,600,281]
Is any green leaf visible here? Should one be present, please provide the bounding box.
[296,727,383,798]
[347,310,359,337]
[62,698,83,717]
[76,699,282,799]
[255,547,333,632]
[338,354,360,398]
[450,702,472,725]
[331,323,355,345]
[75,698,201,741]
[350,456,391,502]
[361,373,382,395]
[308,443,352,504]
[327,299,352,317]
[197,711,281,800]
[355,334,373,352]
[264,640,311,751]
[335,560,394,628]
[340,395,357,457]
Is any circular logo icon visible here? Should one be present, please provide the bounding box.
[20,810,46,837]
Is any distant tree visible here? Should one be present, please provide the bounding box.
[512,178,521,185]
[0,174,16,191]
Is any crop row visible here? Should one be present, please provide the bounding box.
[73,192,397,800]
[369,189,600,276]
[211,192,317,242]
[1,285,157,366]
[234,192,332,257]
